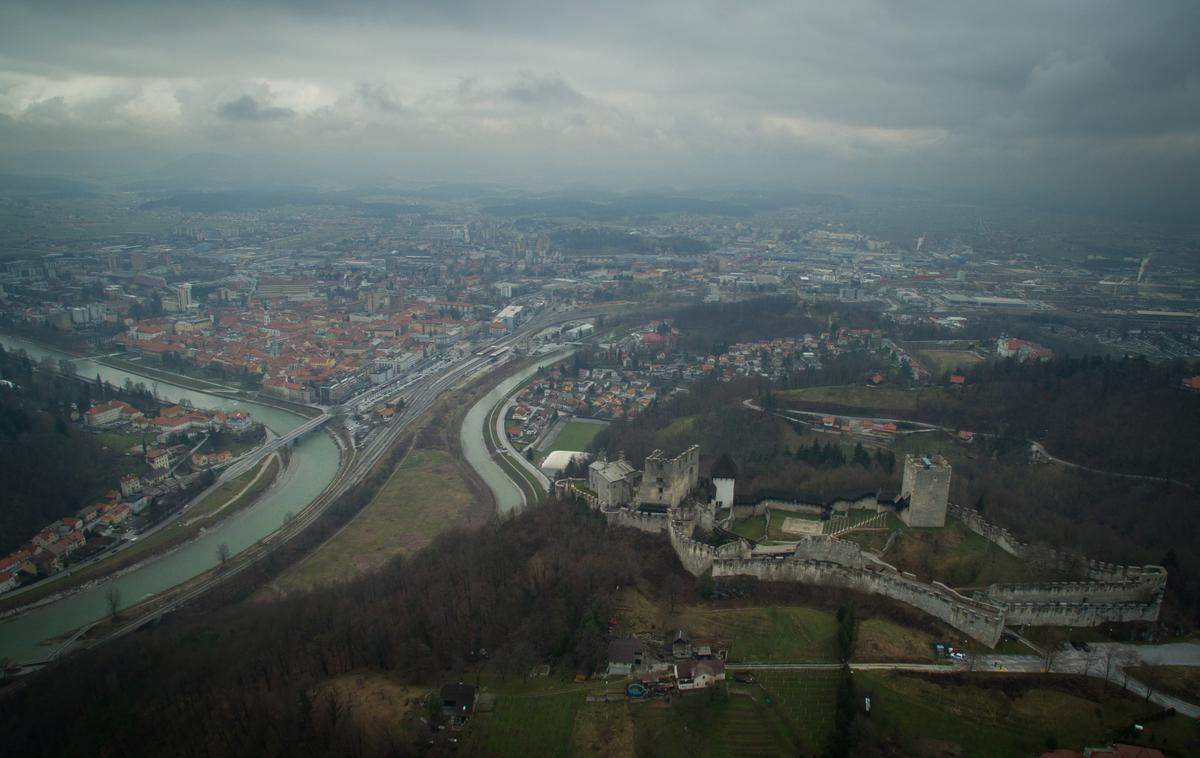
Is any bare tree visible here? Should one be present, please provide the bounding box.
[1083,648,1102,694]
[217,543,230,567]
[105,586,121,620]
[1117,650,1138,691]
[1042,644,1058,673]
[664,573,684,612]
[1099,647,1120,687]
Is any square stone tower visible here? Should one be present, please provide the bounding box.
[899,454,951,527]
[637,445,700,508]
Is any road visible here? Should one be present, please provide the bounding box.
[1030,442,1193,490]
[735,641,1200,716]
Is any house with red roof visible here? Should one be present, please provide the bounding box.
[84,400,143,428]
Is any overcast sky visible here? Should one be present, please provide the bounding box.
[2,1,1198,204]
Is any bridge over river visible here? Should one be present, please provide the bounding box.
[218,412,332,482]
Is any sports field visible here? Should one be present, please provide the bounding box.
[544,418,608,452]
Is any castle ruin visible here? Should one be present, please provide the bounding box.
[899,454,951,527]
[560,446,1164,648]
[635,446,699,508]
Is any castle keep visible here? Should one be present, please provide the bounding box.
[561,446,1164,648]
[899,454,951,527]
[636,446,699,508]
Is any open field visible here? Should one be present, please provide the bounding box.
[185,455,280,523]
[779,384,952,413]
[311,673,427,751]
[855,617,938,662]
[570,700,636,757]
[912,348,984,375]
[768,508,820,539]
[631,691,796,758]
[856,670,1200,757]
[94,429,150,455]
[463,689,589,757]
[467,686,796,758]
[680,606,839,663]
[753,669,842,754]
[846,516,1040,589]
[610,592,839,663]
[271,447,477,592]
[543,418,607,453]
[729,515,765,541]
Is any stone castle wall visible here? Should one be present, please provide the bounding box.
[607,509,669,534]
[1004,598,1163,627]
[785,535,869,569]
[982,578,1162,605]
[668,517,751,576]
[947,504,1027,558]
[712,557,1006,647]
[1088,562,1167,587]
[730,496,880,522]
[949,502,1167,607]
[569,453,1164,645]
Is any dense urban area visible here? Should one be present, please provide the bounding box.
[0,178,1197,758]
[3,2,1200,755]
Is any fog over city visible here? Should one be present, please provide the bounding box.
[2,0,1199,210]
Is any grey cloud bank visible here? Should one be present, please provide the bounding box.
[0,0,1197,209]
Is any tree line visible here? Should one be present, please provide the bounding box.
[0,499,685,757]
[0,346,162,553]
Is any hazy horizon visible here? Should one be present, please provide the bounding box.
[2,1,1199,212]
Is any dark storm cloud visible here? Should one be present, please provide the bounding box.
[216,94,294,121]
[354,83,406,114]
[504,73,584,106]
[0,0,1197,202]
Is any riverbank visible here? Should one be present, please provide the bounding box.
[0,333,344,666]
[0,451,286,617]
[94,354,324,419]
[460,348,575,513]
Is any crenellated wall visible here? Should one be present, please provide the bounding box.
[1003,597,1163,627]
[947,503,1030,558]
[668,517,750,575]
[730,496,879,522]
[712,557,1007,647]
[583,474,1164,646]
[1087,562,1167,587]
[607,509,669,534]
[780,535,869,568]
[948,503,1167,618]
[982,578,1162,605]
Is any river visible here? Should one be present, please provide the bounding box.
[459,348,574,514]
[0,335,341,664]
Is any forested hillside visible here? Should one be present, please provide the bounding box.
[593,354,1200,621]
[592,377,898,502]
[783,355,1200,484]
[670,296,882,354]
[0,348,156,553]
[0,501,684,757]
